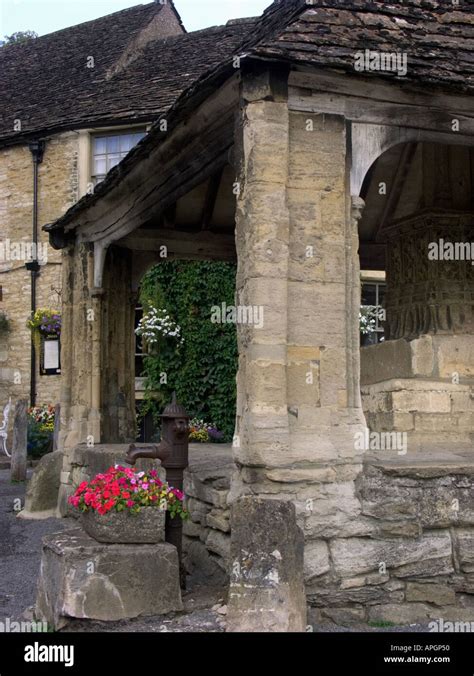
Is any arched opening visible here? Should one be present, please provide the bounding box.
[358,141,474,453]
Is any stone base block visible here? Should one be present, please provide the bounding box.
[19,451,62,519]
[226,497,307,632]
[36,528,182,629]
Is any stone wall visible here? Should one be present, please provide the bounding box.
[361,335,474,452]
[182,445,231,585]
[307,453,474,625]
[0,132,79,415]
[181,445,474,625]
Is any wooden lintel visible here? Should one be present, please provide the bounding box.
[116,228,236,261]
[202,169,223,231]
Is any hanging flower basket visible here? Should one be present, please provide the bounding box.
[68,465,188,544]
[27,309,61,351]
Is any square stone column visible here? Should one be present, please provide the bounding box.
[231,65,366,530]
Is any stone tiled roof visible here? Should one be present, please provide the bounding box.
[0,1,187,146]
[248,0,474,93]
[46,0,474,235]
[92,21,257,127]
[4,0,472,152]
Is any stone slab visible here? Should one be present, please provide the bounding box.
[226,497,306,632]
[19,451,63,518]
[35,528,182,629]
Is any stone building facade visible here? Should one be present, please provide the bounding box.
[0,134,77,408]
[23,0,474,624]
[0,1,186,416]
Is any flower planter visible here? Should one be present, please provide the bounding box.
[81,507,166,544]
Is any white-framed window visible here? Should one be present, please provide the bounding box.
[91,129,146,185]
[361,273,386,346]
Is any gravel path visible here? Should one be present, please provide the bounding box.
[0,469,68,623]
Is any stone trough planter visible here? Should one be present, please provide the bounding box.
[81,508,166,544]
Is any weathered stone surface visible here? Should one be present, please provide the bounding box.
[321,607,366,625]
[455,529,474,573]
[186,497,210,524]
[368,603,436,624]
[184,474,228,508]
[307,583,397,607]
[183,519,202,538]
[206,508,230,533]
[304,540,330,582]
[81,508,165,544]
[302,481,374,538]
[330,532,452,578]
[182,537,228,586]
[406,582,456,606]
[205,529,230,561]
[19,451,62,519]
[340,572,390,589]
[0,135,71,417]
[10,399,28,482]
[227,497,306,632]
[36,528,182,629]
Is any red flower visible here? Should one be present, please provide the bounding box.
[104,499,115,512]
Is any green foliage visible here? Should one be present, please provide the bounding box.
[139,261,238,441]
[27,419,53,459]
[3,31,38,45]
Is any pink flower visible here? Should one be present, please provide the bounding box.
[126,500,134,508]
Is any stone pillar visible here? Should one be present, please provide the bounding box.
[89,287,104,445]
[57,242,95,514]
[57,246,74,454]
[231,65,367,540]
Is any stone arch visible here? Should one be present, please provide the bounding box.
[351,123,474,198]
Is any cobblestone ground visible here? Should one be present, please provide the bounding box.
[0,469,428,633]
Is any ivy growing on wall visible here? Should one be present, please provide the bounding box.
[139,261,238,441]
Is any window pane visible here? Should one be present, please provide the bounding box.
[94,137,107,155]
[92,130,145,180]
[119,134,134,153]
[93,157,107,176]
[107,154,121,171]
[106,136,120,153]
[361,284,376,306]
